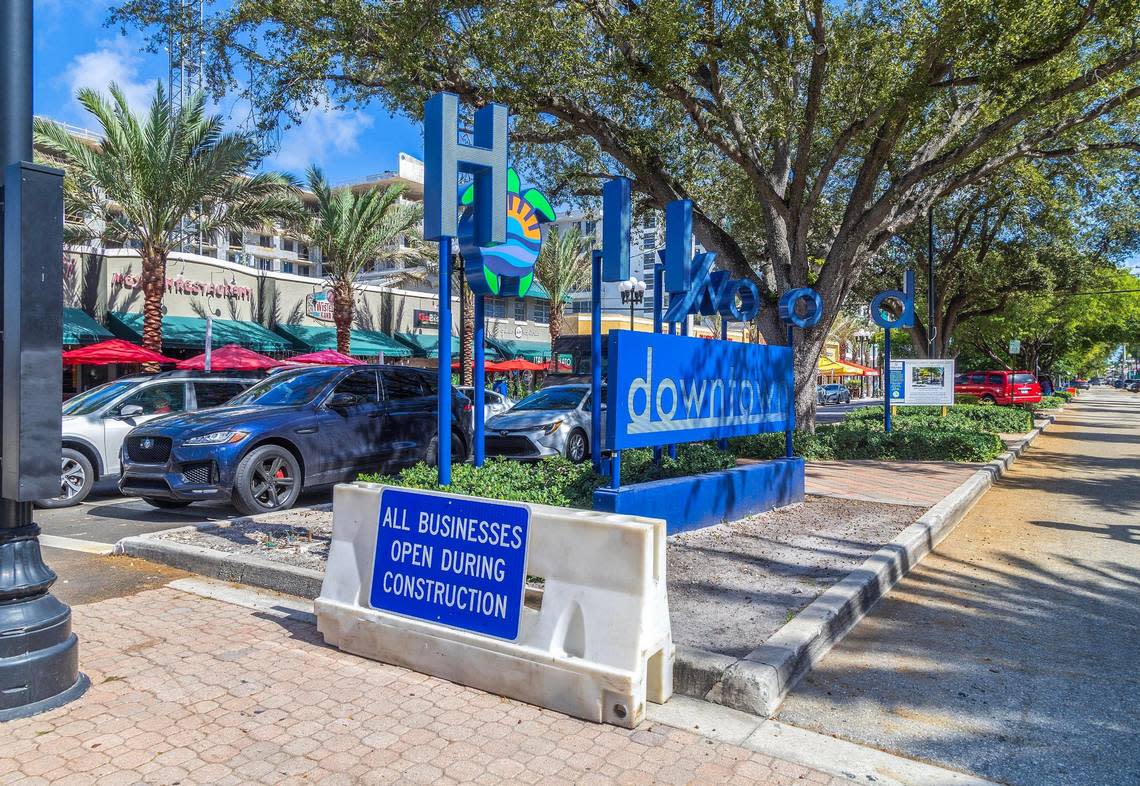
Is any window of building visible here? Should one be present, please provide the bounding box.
[282,238,295,253]
[256,257,272,271]
[282,262,294,274]
[228,230,242,248]
[298,244,310,260]
[514,299,527,321]
[643,214,656,229]
[226,252,242,264]
[298,264,312,278]
[641,232,656,249]
[258,234,272,248]
[642,251,657,266]
[486,298,507,318]
[572,300,590,313]
[532,300,550,324]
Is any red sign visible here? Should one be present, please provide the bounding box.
[112,272,252,301]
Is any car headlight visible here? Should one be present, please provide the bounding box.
[182,430,248,446]
[540,420,563,435]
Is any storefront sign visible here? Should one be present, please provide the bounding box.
[607,330,791,450]
[111,272,252,301]
[369,488,531,641]
[306,291,334,322]
[414,309,440,329]
[888,358,955,406]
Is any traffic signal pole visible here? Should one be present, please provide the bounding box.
[0,0,88,720]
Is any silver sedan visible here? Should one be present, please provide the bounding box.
[485,384,602,463]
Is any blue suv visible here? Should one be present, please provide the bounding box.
[119,365,472,515]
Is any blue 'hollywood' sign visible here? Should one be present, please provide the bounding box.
[369,487,531,640]
[606,330,792,450]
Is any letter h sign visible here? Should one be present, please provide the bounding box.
[423,93,508,244]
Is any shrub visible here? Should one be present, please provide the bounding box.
[1031,395,1067,410]
[731,422,1004,463]
[844,403,1033,433]
[1053,390,1074,402]
[361,443,738,509]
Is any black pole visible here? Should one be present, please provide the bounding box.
[927,205,936,359]
[0,0,88,720]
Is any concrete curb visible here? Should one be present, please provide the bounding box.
[115,524,326,600]
[677,413,1056,717]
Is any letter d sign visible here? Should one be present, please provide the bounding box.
[870,269,915,329]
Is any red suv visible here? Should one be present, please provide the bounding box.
[954,370,1042,405]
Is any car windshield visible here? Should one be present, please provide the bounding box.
[228,368,340,406]
[1012,373,1036,384]
[62,380,140,416]
[512,388,585,411]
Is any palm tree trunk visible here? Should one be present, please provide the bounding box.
[548,301,563,366]
[140,247,167,355]
[332,278,355,355]
[460,276,474,386]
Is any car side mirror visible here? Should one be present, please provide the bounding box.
[327,392,359,409]
[117,404,144,417]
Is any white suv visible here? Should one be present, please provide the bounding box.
[42,371,259,508]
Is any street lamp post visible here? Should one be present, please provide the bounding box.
[0,0,87,720]
[618,277,645,331]
[854,329,871,398]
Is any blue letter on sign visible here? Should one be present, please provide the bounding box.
[870,269,915,329]
[423,93,508,244]
[370,488,531,641]
[606,331,792,450]
[778,288,824,329]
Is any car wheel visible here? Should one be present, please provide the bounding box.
[426,432,466,466]
[232,445,302,516]
[565,429,588,463]
[980,395,996,405]
[141,497,191,509]
[37,448,94,509]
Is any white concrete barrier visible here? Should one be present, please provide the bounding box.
[315,482,674,727]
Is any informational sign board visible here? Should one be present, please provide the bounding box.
[1009,339,1021,355]
[606,330,791,450]
[413,309,440,328]
[369,488,531,640]
[887,358,955,406]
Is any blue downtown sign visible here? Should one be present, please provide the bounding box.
[369,488,531,640]
[606,330,792,450]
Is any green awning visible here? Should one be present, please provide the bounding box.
[394,332,503,360]
[108,312,291,353]
[488,338,556,361]
[63,308,113,346]
[274,323,412,358]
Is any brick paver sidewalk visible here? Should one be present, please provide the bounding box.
[0,587,845,785]
[806,460,979,507]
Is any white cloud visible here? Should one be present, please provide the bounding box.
[58,37,156,118]
[267,104,375,173]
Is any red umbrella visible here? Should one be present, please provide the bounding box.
[545,359,572,372]
[451,359,512,372]
[62,339,177,367]
[176,344,283,371]
[496,358,548,372]
[290,350,365,366]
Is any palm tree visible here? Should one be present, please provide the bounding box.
[34,83,301,353]
[298,166,426,353]
[533,227,591,356]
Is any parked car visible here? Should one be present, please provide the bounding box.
[1090,377,1104,386]
[40,371,260,509]
[1113,378,1126,389]
[119,365,473,515]
[954,370,1042,405]
[1073,378,1091,390]
[457,386,514,427]
[817,383,851,405]
[485,384,601,462]
[1128,380,1140,393]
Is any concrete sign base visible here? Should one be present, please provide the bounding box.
[316,482,674,728]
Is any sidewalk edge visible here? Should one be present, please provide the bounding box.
[680,414,1055,717]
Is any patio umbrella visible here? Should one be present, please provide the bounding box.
[176,344,283,371]
[289,350,365,366]
[62,339,177,367]
[451,359,512,372]
[496,358,548,372]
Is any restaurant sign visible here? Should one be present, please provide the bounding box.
[306,291,335,322]
[414,309,440,329]
[112,272,252,301]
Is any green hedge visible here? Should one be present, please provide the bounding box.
[1031,395,1068,410]
[360,444,737,509]
[730,423,1004,463]
[1053,390,1074,402]
[844,403,1034,433]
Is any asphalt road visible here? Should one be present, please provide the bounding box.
[778,387,1140,786]
[814,397,882,424]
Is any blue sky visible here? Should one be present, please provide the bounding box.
[33,1,423,183]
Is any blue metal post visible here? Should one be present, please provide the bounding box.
[473,294,486,467]
[884,328,892,433]
[590,250,602,470]
[718,320,730,451]
[610,450,621,489]
[786,325,795,458]
[437,238,452,485]
[653,262,664,464]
